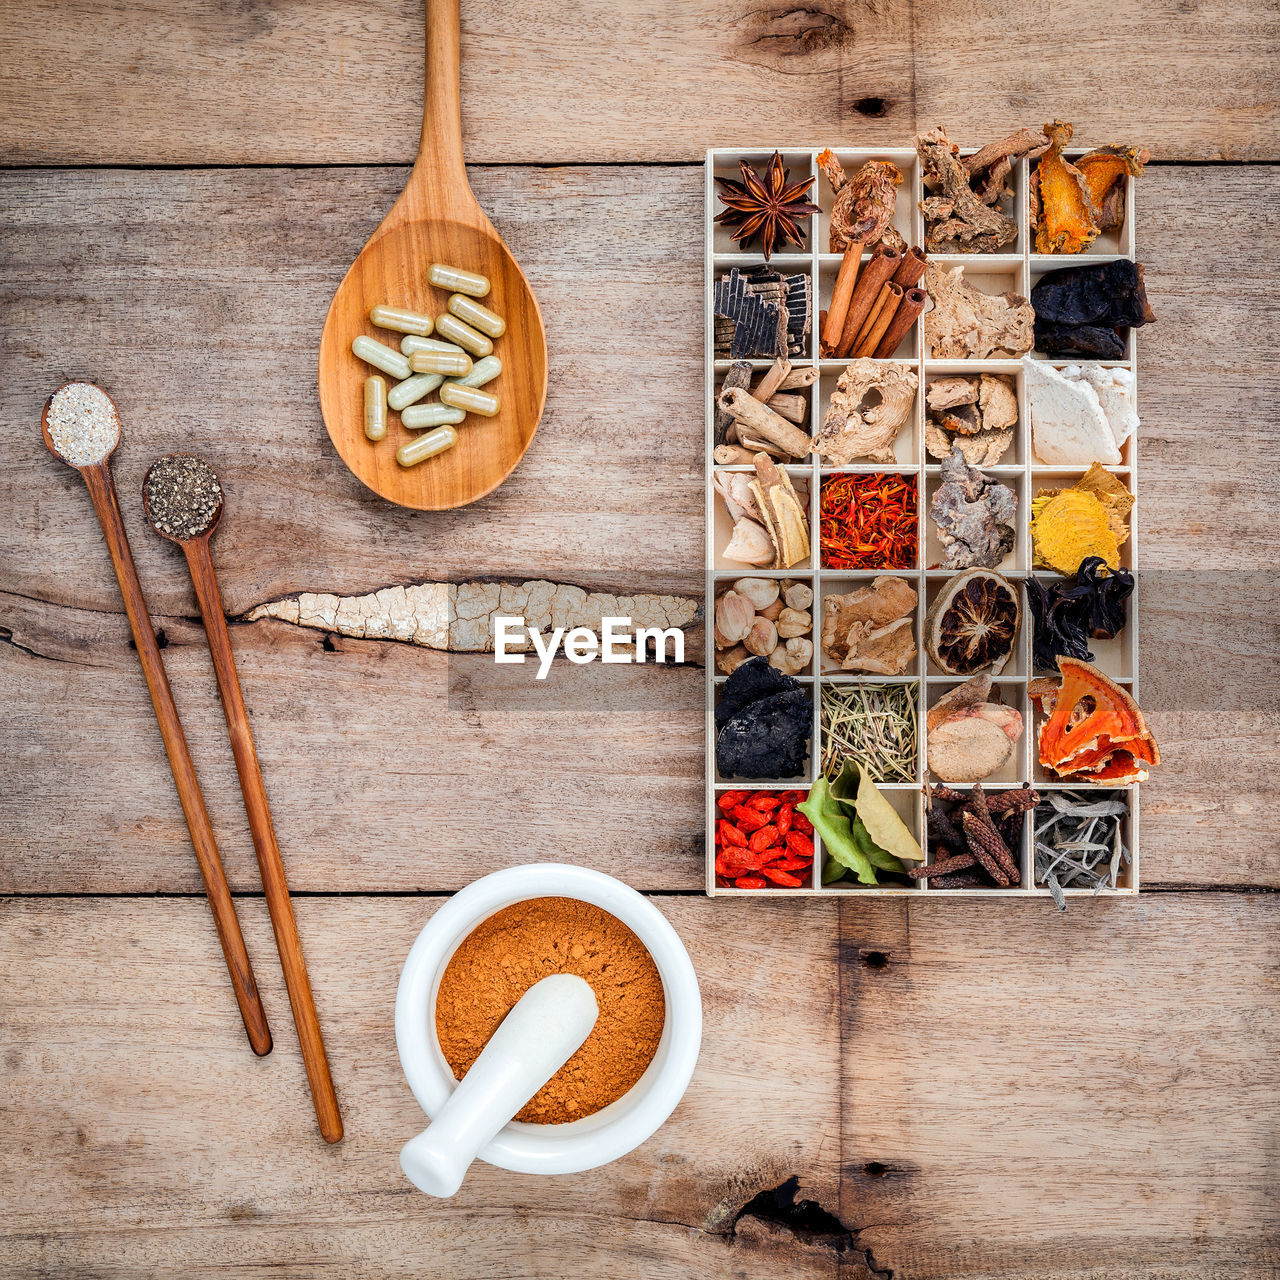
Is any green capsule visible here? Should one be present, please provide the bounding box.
[435,312,493,358]
[409,349,473,377]
[401,334,465,357]
[450,355,502,389]
[428,263,490,297]
[388,373,444,411]
[447,293,506,339]
[440,383,499,417]
[352,334,411,380]
[363,376,387,441]
[369,305,433,336]
[401,403,466,430]
[397,424,459,467]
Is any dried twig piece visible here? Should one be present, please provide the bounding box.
[719,386,812,459]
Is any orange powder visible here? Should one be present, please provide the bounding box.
[434,897,665,1124]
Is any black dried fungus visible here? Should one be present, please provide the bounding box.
[1024,557,1134,673]
[1031,259,1154,358]
[715,657,811,779]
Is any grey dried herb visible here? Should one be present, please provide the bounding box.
[1033,790,1129,910]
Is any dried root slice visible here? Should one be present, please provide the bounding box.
[749,454,810,569]
[1033,120,1098,254]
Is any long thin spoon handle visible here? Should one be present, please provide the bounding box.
[421,0,467,189]
[182,537,343,1144]
[79,463,272,1057]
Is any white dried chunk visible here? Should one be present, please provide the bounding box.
[1024,359,1121,466]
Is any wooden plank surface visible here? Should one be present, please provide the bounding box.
[1,1,1277,164]
[1,164,1277,892]
[1,894,1274,1278]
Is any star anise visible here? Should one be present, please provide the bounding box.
[715,152,821,261]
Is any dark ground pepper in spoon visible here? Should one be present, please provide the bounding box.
[144,454,223,540]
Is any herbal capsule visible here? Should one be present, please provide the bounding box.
[428,263,490,298]
[397,424,459,467]
[401,334,465,357]
[440,383,499,417]
[447,293,505,339]
[435,312,493,358]
[401,403,466,430]
[369,305,433,336]
[388,373,444,411]
[409,349,473,377]
[451,355,502,389]
[352,334,411,381]
[363,376,387,441]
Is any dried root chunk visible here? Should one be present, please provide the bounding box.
[818,149,904,253]
[923,263,1034,359]
[1032,120,1099,254]
[749,453,810,569]
[814,359,918,465]
[929,447,1017,570]
[916,126,1019,253]
[820,576,918,674]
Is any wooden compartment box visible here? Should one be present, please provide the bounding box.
[704,146,1141,899]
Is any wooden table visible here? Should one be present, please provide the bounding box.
[2,4,1278,1276]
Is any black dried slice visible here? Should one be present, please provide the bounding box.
[716,687,812,779]
[926,569,1021,675]
[1024,558,1134,673]
[715,268,787,359]
[714,655,799,727]
[1031,259,1154,330]
[1033,320,1127,359]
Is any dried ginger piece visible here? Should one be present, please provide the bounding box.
[815,359,917,465]
[1033,121,1099,254]
[923,263,1034,359]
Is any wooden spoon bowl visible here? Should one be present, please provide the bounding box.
[318,1,547,512]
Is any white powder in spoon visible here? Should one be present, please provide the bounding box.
[46,382,120,465]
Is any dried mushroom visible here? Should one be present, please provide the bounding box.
[1024,557,1133,673]
[925,569,1020,676]
[814,359,918,466]
[923,262,1034,360]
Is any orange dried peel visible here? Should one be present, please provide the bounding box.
[1034,120,1099,254]
[1037,657,1160,784]
[1076,145,1149,215]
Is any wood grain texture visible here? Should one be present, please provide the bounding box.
[1,894,1273,1278]
[1,1,1277,164]
[2,164,1278,893]
[840,896,1280,1279]
[0,895,844,1280]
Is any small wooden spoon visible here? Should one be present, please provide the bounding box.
[318,0,548,511]
[143,455,343,1144]
[41,386,272,1058]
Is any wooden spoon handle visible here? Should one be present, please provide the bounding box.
[79,463,272,1057]
[183,538,344,1144]
[420,0,467,190]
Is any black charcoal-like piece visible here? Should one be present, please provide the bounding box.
[716,687,812,779]
[1031,259,1154,330]
[1033,320,1127,359]
[715,268,788,359]
[783,272,812,346]
[714,656,798,728]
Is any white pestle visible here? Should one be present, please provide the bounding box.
[400,973,599,1197]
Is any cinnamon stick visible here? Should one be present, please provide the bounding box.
[872,286,927,358]
[836,246,900,357]
[820,243,865,353]
[891,246,927,289]
[855,283,903,357]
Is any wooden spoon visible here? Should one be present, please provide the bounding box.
[318,0,548,511]
[41,386,272,1058]
[143,455,343,1144]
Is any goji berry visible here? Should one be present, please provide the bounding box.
[748,824,780,852]
[718,820,747,848]
[733,875,767,889]
[717,790,748,811]
[776,805,793,835]
[730,806,769,833]
[779,790,806,804]
[785,831,814,856]
[747,794,781,812]
[790,811,814,834]
[761,867,803,887]
[771,857,812,872]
